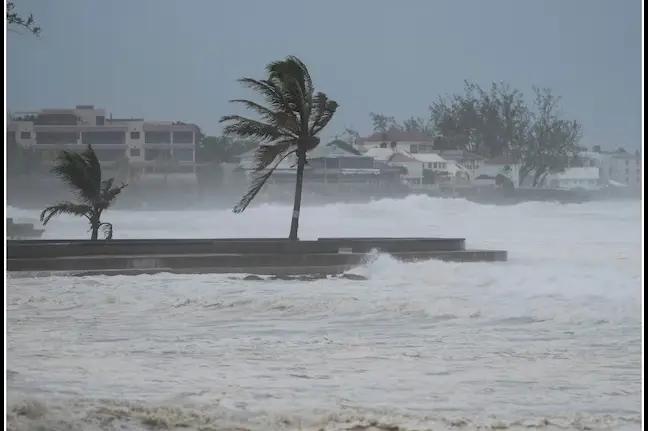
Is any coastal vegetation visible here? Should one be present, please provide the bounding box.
[40,145,127,240]
[221,56,338,239]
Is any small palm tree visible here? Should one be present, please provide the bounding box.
[40,145,127,240]
[221,56,338,240]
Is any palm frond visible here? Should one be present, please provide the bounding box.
[51,145,102,204]
[309,92,339,135]
[253,140,297,171]
[266,56,313,120]
[40,202,92,225]
[220,115,285,142]
[81,144,102,195]
[229,99,300,135]
[234,149,297,213]
[238,78,293,114]
[99,178,128,208]
[266,56,313,102]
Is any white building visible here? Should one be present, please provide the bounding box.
[7,106,201,181]
[364,147,462,187]
[475,157,522,188]
[546,167,601,190]
[577,149,641,189]
[436,150,484,180]
[608,152,641,189]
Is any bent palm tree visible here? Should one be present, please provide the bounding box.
[40,145,127,240]
[221,56,338,240]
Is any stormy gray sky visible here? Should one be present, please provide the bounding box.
[7,0,642,150]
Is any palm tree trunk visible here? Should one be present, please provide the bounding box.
[289,150,306,240]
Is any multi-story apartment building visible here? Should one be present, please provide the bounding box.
[577,149,641,189]
[7,105,201,181]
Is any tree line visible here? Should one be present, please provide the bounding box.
[368,81,583,187]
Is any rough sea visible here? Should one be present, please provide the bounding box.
[6,196,643,430]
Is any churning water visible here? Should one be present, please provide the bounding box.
[6,196,642,430]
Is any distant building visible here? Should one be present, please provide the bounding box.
[476,156,522,188]
[237,144,403,185]
[608,151,641,189]
[576,148,641,189]
[436,150,484,180]
[546,167,601,190]
[7,105,201,182]
[364,147,464,187]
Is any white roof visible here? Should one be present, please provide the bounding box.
[551,167,599,180]
[408,152,447,163]
[364,148,450,165]
[364,147,398,161]
[309,144,359,158]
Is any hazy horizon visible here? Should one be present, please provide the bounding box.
[7,0,643,150]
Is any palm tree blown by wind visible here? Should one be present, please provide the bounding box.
[40,145,127,240]
[220,56,338,240]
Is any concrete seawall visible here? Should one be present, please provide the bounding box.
[7,238,507,276]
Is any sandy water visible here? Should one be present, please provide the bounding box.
[6,196,643,430]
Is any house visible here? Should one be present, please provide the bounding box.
[237,144,402,186]
[364,148,460,187]
[476,156,522,188]
[436,150,484,180]
[356,128,435,154]
[546,167,601,190]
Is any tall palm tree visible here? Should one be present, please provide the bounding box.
[221,56,338,240]
[40,145,127,240]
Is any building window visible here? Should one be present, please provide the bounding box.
[410,144,419,153]
[130,148,141,157]
[93,149,126,161]
[130,131,141,139]
[96,116,105,126]
[172,131,193,144]
[20,131,31,139]
[83,131,125,146]
[145,148,171,161]
[36,132,79,145]
[146,131,171,144]
[380,143,387,148]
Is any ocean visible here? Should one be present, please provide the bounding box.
[6,196,642,430]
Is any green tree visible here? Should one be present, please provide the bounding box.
[40,145,127,240]
[429,81,530,158]
[402,116,434,137]
[7,1,40,35]
[369,113,398,134]
[220,56,338,240]
[518,88,582,187]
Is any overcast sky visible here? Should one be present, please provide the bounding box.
[7,0,642,149]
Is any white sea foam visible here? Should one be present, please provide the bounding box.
[6,197,642,430]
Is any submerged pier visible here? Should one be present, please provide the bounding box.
[7,237,507,276]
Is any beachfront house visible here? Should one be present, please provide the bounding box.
[546,167,601,190]
[476,156,522,188]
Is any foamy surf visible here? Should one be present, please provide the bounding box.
[6,198,642,430]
